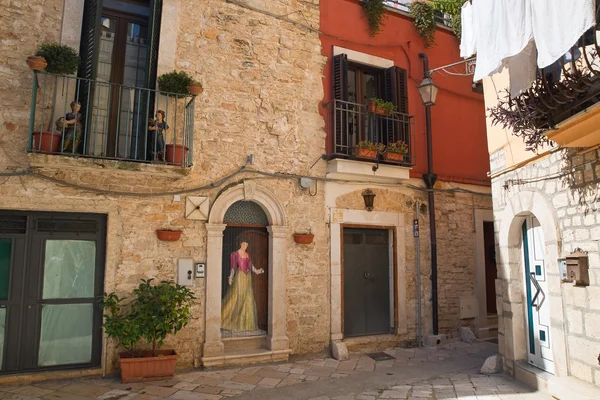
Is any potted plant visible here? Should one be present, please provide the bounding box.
[32,131,62,153]
[156,229,182,241]
[383,140,409,162]
[102,279,196,383]
[32,42,80,75]
[157,71,195,96]
[355,140,384,159]
[367,98,396,116]
[187,80,203,96]
[165,142,189,165]
[26,56,47,71]
[294,231,314,244]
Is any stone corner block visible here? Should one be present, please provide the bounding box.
[460,327,477,343]
[481,354,503,374]
[331,340,348,360]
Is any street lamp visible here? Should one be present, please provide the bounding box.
[417,76,439,107]
[419,53,439,338]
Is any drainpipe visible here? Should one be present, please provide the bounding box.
[419,53,439,335]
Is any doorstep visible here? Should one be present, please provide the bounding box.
[200,348,291,368]
[548,376,600,400]
[343,334,405,353]
[514,361,552,393]
[0,368,101,386]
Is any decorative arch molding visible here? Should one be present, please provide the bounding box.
[202,181,290,366]
[208,181,287,226]
[496,189,568,377]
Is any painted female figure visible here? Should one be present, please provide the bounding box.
[147,110,167,161]
[221,238,264,331]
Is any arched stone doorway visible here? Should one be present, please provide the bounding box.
[496,189,568,377]
[201,182,290,366]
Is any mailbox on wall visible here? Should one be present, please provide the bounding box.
[566,250,590,287]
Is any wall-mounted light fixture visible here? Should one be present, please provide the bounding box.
[362,188,376,212]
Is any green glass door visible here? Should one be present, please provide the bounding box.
[0,212,106,375]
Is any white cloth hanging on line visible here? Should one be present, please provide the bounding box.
[460,1,476,58]
[460,0,596,97]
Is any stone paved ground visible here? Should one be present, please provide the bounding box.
[0,341,550,400]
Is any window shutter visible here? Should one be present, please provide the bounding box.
[78,0,102,82]
[332,54,348,154]
[146,0,163,90]
[383,66,409,148]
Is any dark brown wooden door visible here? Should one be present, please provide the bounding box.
[484,221,497,314]
[343,228,390,337]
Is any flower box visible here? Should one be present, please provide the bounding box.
[383,151,405,162]
[354,148,378,159]
[119,350,178,383]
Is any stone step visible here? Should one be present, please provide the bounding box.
[202,348,290,368]
[223,336,267,352]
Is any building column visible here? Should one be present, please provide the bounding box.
[202,223,226,358]
[267,225,289,351]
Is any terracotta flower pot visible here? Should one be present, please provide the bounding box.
[383,151,405,162]
[165,144,189,165]
[294,233,314,244]
[367,102,388,116]
[26,56,47,71]
[32,131,62,153]
[119,350,178,383]
[187,83,203,96]
[156,229,182,241]
[354,148,378,159]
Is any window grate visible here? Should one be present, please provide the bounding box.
[36,218,98,234]
[0,215,27,234]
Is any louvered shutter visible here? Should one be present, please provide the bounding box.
[146,0,162,90]
[383,66,409,146]
[332,54,348,154]
[77,0,102,154]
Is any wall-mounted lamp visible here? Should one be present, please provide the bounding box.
[417,76,439,107]
[362,188,376,212]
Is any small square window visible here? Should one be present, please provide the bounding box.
[540,330,546,342]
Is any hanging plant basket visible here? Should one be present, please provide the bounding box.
[187,83,203,96]
[294,233,314,244]
[26,56,47,71]
[156,229,182,241]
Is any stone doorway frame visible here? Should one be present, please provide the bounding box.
[496,189,568,377]
[474,209,495,335]
[201,182,289,365]
[329,208,406,358]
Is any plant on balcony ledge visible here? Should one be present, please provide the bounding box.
[383,140,408,162]
[367,98,396,116]
[32,42,80,75]
[158,71,195,96]
[355,140,384,159]
[409,1,437,48]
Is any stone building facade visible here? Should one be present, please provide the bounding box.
[0,0,493,381]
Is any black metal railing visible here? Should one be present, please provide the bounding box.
[28,71,195,167]
[490,7,600,151]
[330,100,414,165]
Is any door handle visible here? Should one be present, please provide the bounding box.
[528,272,545,312]
[363,272,373,280]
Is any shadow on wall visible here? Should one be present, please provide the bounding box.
[560,148,600,214]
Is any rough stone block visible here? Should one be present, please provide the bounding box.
[460,327,476,344]
[480,354,503,374]
[331,340,348,361]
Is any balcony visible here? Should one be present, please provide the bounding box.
[327,100,414,183]
[28,71,195,167]
[490,15,600,150]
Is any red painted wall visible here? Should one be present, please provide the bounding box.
[320,0,490,186]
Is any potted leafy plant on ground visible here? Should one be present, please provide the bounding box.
[102,279,196,383]
[383,140,409,162]
[355,140,384,159]
[367,98,396,116]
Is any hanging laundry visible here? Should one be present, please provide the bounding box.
[460,0,476,58]
[531,0,595,68]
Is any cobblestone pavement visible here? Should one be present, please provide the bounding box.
[0,341,550,400]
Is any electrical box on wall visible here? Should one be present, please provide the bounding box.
[566,250,590,287]
[196,262,206,278]
[177,258,194,286]
[558,258,570,282]
[459,296,478,319]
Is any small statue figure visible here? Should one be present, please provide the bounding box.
[147,110,167,161]
[55,101,83,153]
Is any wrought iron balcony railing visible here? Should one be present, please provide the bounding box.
[330,100,415,166]
[28,71,195,167]
[490,9,600,151]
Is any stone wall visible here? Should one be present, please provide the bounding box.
[490,148,600,385]
[334,181,493,340]
[0,0,329,371]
